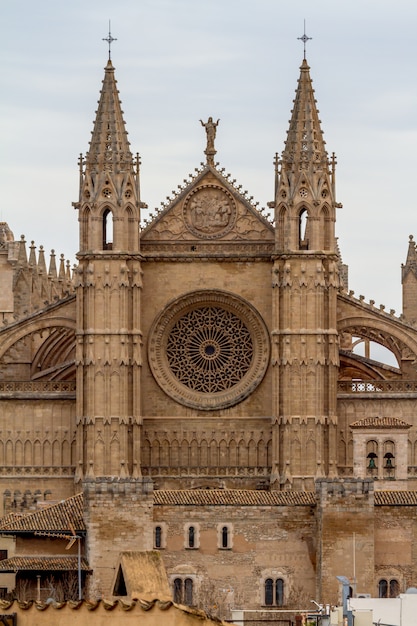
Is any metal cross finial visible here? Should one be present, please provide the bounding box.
[103,21,117,60]
[298,20,312,59]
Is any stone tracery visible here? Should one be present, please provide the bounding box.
[148,291,270,410]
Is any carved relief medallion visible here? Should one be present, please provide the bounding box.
[148,291,270,410]
[183,185,236,239]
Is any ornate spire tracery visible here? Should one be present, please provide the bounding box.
[85,60,133,175]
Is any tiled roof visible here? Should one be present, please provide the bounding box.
[154,489,316,506]
[350,416,412,429]
[375,491,417,506]
[0,597,230,624]
[0,493,85,533]
[0,556,90,572]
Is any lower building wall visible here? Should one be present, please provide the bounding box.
[0,598,230,626]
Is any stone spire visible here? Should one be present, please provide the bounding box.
[75,58,141,254]
[85,59,133,175]
[281,58,328,177]
[402,235,417,321]
[274,57,339,253]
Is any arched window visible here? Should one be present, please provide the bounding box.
[173,578,182,604]
[184,578,193,605]
[103,208,113,250]
[222,526,229,548]
[299,208,309,250]
[172,577,194,606]
[264,578,285,606]
[188,526,195,549]
[389,579,399,597]
[265,579,273,606]
[378,579,388,598]
[154,525,162,549]
[275,578,284,607]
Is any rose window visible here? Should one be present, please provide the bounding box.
[148,291,270,410]
[166,306,253,393]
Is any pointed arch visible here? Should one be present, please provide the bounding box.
[102,207,113,250]
[209,439,218,467]
[248,438,256,467]
[319,203,331,250]
[33,439,42,466]
[277,204,287,250]
[229,439,237,467]
[142,439,151,467]
[43,439,52,466]
[190,439,199,467]
[200,439,208,467]
[181,439,189,467]
[160,439,170,467]
[5,440,13,466]
[171,439,180,467]
[238,439,248,466]
[257,439,266,466]
[15,440,23,467]
[151,439,161,467]
[125,204,137,250]
[219,439,228,467]
[52,439,61,466]
[299,207,309,250]
[81,205,92,251]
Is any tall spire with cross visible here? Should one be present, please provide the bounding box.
[297,20,312,60]
[102,21,117,61]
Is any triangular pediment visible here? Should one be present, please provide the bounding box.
[141,165,274,256]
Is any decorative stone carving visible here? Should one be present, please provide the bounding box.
[183,185,236,239]
[148,290,270,410]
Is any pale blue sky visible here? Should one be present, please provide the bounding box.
[1,0,417,314]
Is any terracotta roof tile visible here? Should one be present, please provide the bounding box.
[375,491,417,506]
[154,489,316,506]
[0,556,90,572]
[0,493,84,533]
[350,416,411,429]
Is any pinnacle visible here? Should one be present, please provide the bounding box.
[85,60,133,174]
[281,59,328,173]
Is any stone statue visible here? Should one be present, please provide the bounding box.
[200,117,220,153]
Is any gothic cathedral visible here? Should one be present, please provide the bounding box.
[1,54,417,613]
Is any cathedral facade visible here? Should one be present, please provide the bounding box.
[1,53,417,615]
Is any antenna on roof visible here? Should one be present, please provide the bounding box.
[297,20,312,60]
[103,20,117,61]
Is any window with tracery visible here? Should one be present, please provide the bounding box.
[166,306,253,393]
[148,291,270,410]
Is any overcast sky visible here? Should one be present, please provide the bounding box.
[1,0,417,315]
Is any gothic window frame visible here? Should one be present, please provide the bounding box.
[148,290,270,411]
[102,207,113,250]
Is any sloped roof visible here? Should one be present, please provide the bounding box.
[0,556,90,572]
[0,493,84,533]
[0,597,231,624]
[350,416,412,429]
[112,551,172,601]
[375,491,417,506]
[154,489,316,506]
